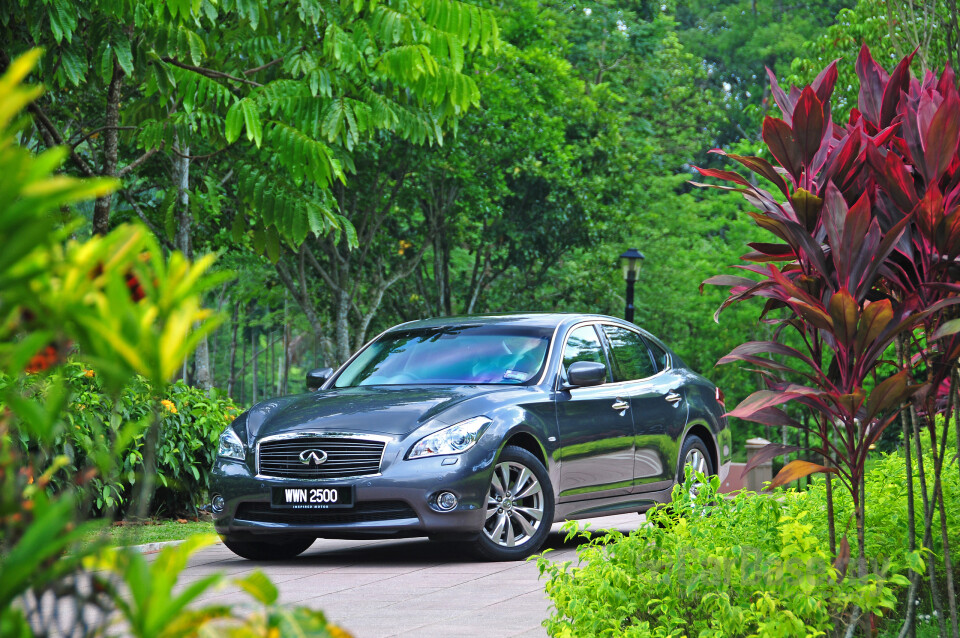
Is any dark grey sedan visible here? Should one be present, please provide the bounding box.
[209,313,731,561]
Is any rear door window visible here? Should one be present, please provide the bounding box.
[601,326,657,381]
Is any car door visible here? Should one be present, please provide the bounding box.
[554,324,636,500]
[600,325,689,492]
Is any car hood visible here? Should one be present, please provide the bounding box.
[243,385,503,443]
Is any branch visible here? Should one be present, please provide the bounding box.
[303,244,341,292]
[161,57,262,87]
[119,189,177,251]
[28,102,96,177]
[244,56,284,75]
[71,126,139,150]
[118,146,161,177]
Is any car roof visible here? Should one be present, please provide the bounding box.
[388,312,637,332]
[379,313,686,370]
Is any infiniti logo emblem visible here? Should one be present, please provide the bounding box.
[299,449,329,465]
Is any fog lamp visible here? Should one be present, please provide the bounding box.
[437,492,458,511]
[211,494,225,513]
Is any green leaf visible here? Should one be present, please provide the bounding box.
[932,317,960,340]
[241,99,262,147]
[100,45,114,84]
[265,224,280,262]
[186,31,206,65]
[234,570,278,605]
[59,47,85,87]
[231,213,247,244]
[252,224,265,256]
[112,35,134,76]
[225,100,244,143]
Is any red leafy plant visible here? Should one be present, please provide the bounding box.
[696,46,960,634]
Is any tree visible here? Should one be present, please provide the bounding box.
[699,47,960,636]
[3,0,498,376]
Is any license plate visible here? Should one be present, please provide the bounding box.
[270,485,354,509]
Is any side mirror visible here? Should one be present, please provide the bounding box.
[306,367,334,391]
[566,361,606,388]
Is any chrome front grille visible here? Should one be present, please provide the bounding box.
[257,436,386,479]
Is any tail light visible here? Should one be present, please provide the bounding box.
[715,387,725,408]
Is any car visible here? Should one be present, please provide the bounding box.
[209,313,732,561]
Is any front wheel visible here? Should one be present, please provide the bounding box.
[221,534,315,561]
[472,445,555,561]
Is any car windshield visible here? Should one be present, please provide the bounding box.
[334,325,552,387]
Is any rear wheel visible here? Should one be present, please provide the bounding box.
[221,534,315,561]
[677,434,716,513]
[473,445,554,561]
[679,434,714,482]
[651,434,716,527]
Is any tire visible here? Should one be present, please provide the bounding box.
[651,434,716,527]
[678,434,714,481]
[472,445,555,561]
[221,534,315,561]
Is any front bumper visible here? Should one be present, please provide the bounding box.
[210,444,494,540]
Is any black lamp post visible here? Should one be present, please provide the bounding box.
[620,248,645,323]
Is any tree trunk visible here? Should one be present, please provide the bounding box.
[913,402,949,637]
[173,137,212,392]
[280,294,290,395]
[950,0,960,70]
[92,59,123,236]
[897,337,918,638]
[251,330,258,405]
[268,325,275,396]
[433,235,446,315]
[194,336,212,391]
[335,287,351,365]
[227,301,240,398]
[239,323,247,404]
[821,415,837,556]
[274,253,327,366]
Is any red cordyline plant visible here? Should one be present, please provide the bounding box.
[695,46,960,635]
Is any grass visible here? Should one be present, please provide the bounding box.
[82,518,216,547]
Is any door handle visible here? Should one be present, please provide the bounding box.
[611,400,630,412]
[665,392,682,405]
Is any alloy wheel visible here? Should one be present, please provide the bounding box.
[483,460,544,548]
[683,448,708,477]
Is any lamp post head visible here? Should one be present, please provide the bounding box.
[619,248,645,282]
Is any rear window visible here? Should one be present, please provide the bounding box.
[646,339,669,371]
[602,326,656,381]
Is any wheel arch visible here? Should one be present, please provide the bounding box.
[680,421,718,476]
[500,429,548,469]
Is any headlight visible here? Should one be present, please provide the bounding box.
[409,416,491,459]
[218,427,245,460]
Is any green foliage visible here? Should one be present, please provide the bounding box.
[674,0,853,147]
[539,474,906,638]
[0,50,345,638]
[86,536,352,637]
[2,364,240,514]
[793,451,959,570]
[1,0,500,252]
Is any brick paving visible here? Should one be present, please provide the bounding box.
[181,513,642,638]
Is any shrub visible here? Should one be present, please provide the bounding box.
[1,363,240,516]
[791,452,960,571]
[538,474,911,638]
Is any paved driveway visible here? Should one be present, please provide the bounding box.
[183,513,642,638]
